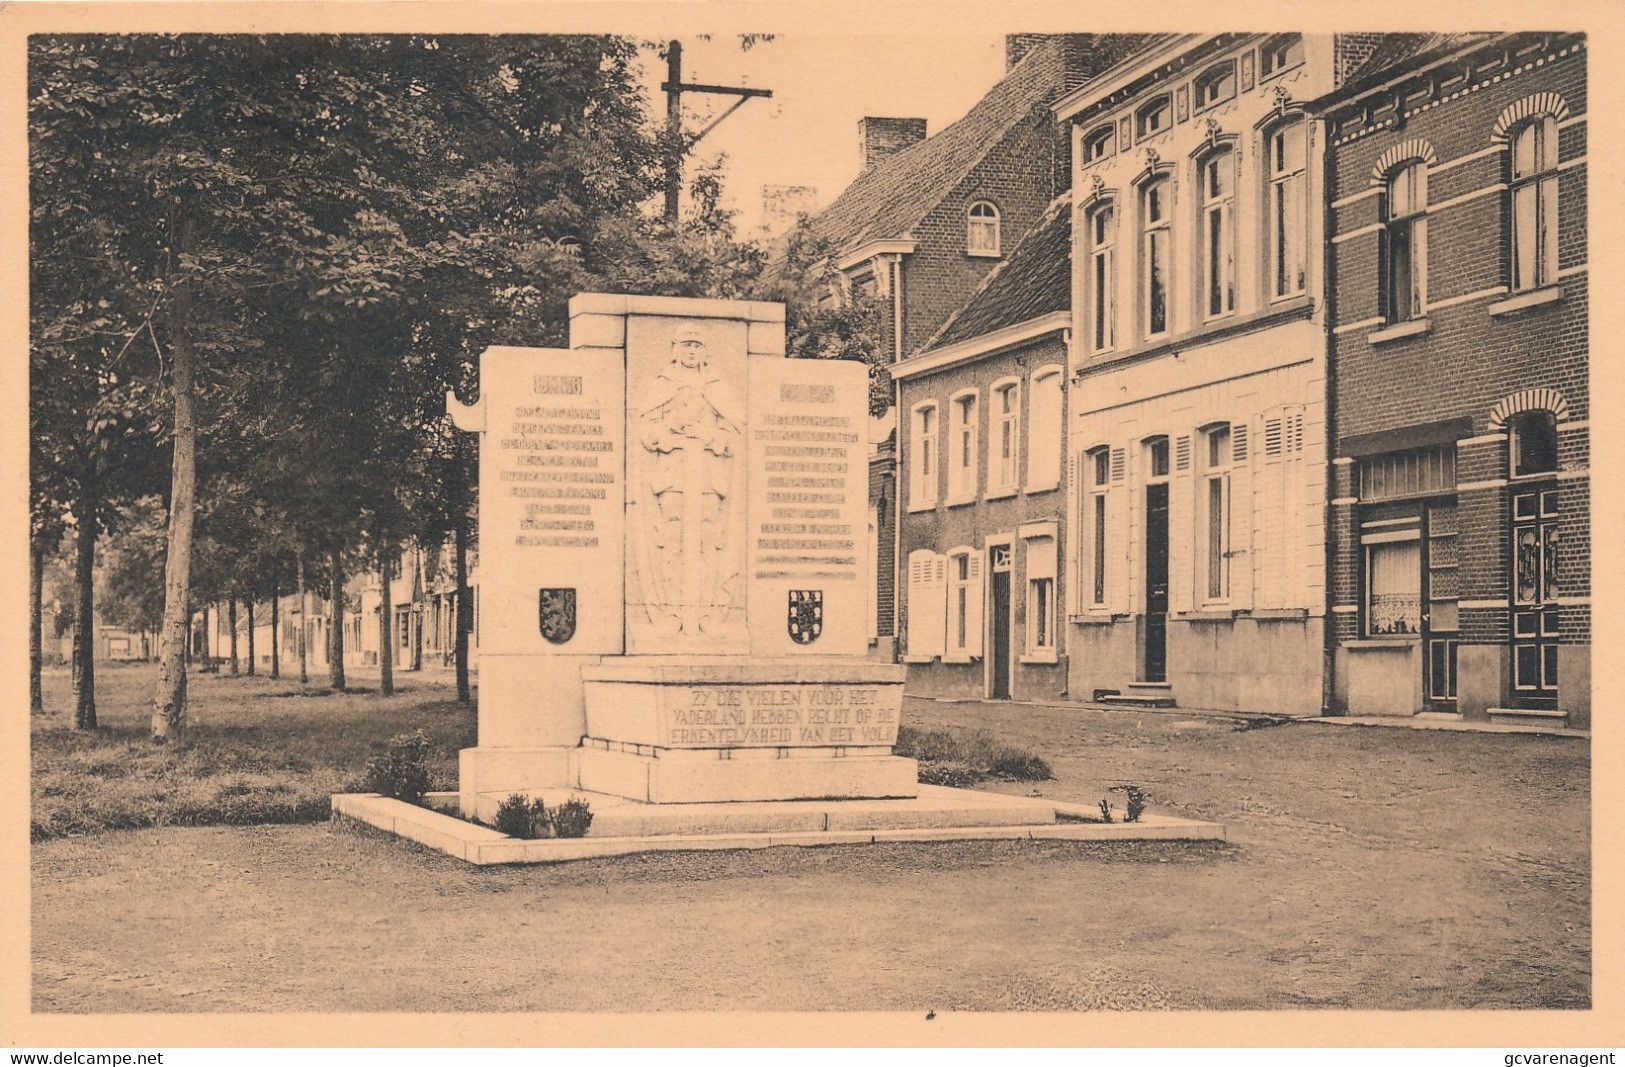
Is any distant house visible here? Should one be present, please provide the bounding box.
[894,195,1072,700]
[1315,32,1589,727]
[796,33,1154,657]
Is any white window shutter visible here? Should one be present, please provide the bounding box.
[965,552,985,658]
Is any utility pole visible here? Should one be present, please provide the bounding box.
[661,39,773,221]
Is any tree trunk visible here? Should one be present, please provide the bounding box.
[454,512,471,705]
[152,218,199,742]
[72,494,97,730]
[30,534,45,715]
[270,580,280,679]
[378,546,395,697]
[297,555,308,685]
[245,598,256,675]
[328,547,346,690]
[228,597,239,674]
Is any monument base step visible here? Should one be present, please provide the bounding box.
[331,788,1227,866]
[573,746,919,803]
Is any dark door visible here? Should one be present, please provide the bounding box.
[1510,485,1560,707]
[1143,481,1170,683]
[1423,502,1459,710]
[990,555,1011,700]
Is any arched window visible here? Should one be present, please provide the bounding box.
[1141,176,1173,337]
[1194,61,1236,112]
[1260,34,1303,79]
[990,378,1021,494]
[1509,410,1559,477]
[966,200,1000,257]
[1085,200,1117,352]
[1266,117,1307,299]
[1026,367,1063,492]
[1201,423,1233,600]
[1383,161,1428,323]
[1510,116,1559,292]
[1136,95,1172,140]
[1199,147,1237,319]
[1084,124,1115,162]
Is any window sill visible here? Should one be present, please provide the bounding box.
[945,494,977,508]
[1023,481,1060,496]
[1019,650,1060,665]
[1076,297,1314,375]
[1071,612,1119,626]
[1176,610,1235,623]
[1367,318,1430,345]
[985,486,1019,501]
[1489,285,1563,317]
[943,653,975,665]
[906,500,937,514]
[966,249,1001,260]
[1345,638,1419,650]
[901,654,936,664]
[1251,607,1310,620]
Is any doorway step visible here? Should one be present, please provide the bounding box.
[1094,682,1177,709]
[1486,707,1569,729]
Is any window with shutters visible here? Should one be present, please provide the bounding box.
[1086,446,1111,607]
[1266,118,1307,300]
[948,390,979,504]
[905,549,947,660]
[1201,423,1233,601]
[945,547,984,661]
[909,401,938,510]
[1509,116,1559,292]
[1025,367,1063,492]
[990,378,1020,495]
[1024,534,1058,658]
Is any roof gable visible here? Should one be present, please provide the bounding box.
[922,195,1073,352]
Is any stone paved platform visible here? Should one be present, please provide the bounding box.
[331,787,1226,866]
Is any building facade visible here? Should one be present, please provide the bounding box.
[1318,33,1589,727]
[895,198,1072,700]
[1058,34,1342,713]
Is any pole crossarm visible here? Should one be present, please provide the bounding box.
[662,39,774,220]
[661,81,773,99]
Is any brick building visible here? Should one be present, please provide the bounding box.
[1057,35,1346,714]
[795,33,1154,655]
[895,197,1072,699]
[1316,33,1589,727]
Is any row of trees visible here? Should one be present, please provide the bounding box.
[30,33,885,740]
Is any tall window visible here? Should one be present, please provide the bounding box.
[910,402,937,509]
[1193,62,1236,111]
[1136,95,1171,140]
[948,391,979,502]
[1087,201,1117,352]
[967,201,1000,256]
[1510,117,1559,292]
[1084,124,1115,162]
[1025,535,1057,655]
[1383,161,1428,322]
[1267,119,1307,299]
[1087,447,1110,606]
[1202,424,1233,600]
[945,547,983,660]
[1142,177,1172,337]
[991,380,1020,493]
[1026,368,1063,491]
[1200,149,1236,319]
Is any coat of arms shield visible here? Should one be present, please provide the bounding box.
[539,588,577,645]
[787,590,823,645]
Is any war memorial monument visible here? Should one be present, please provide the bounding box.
[334,293,1222,862]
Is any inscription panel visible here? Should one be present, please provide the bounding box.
[746,359,869,657]
[479,346,624,655]
[661,684,901,748]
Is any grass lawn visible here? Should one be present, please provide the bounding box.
[31,663,474,840]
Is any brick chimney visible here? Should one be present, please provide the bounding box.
[1006,33,1054,70]
[858,117,927,172]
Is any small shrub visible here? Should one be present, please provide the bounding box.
[988,748,1052,781]
[1099,798,1115,823]
[1123,785,1148,823]
[364,730,434,805]
[550,796,594,839]
[494,793,549,838]
[917,762,981,788]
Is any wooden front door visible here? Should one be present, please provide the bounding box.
[1510,485,1560,707]
[1143,481,1170,683]
[989,544,1012,699]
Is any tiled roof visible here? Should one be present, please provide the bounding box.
[922,195,1072,351]
[803,38,1074,255]
[1340,32,1500,92]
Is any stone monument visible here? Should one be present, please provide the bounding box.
[448,294,915,811]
